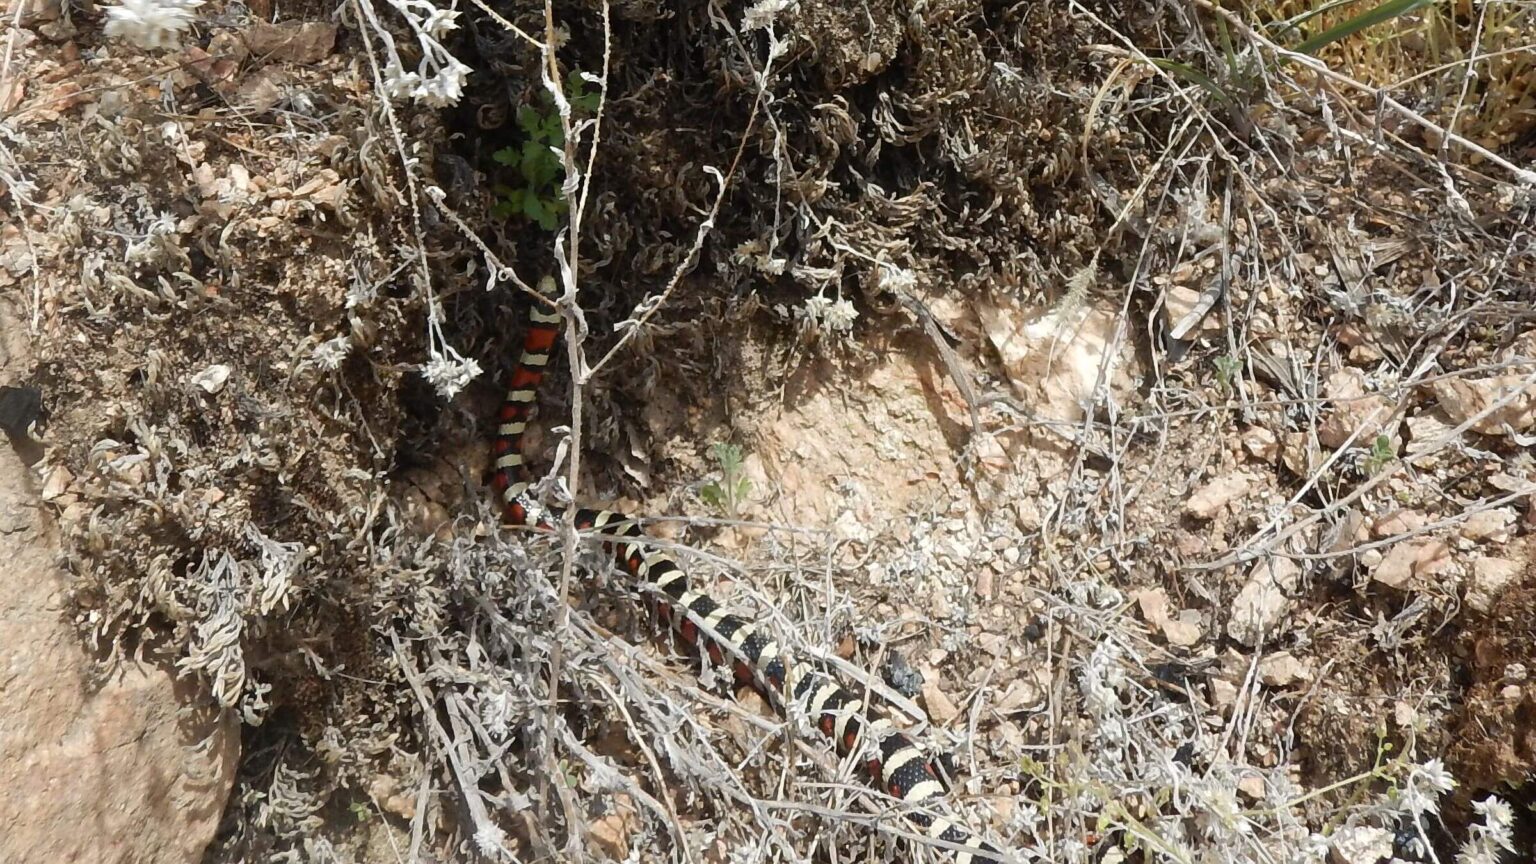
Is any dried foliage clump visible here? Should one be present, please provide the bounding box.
[6,0,1536,860]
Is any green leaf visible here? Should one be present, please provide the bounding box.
[711,442,743,473]
[1293,0,1433,56]
[540,113,564,145]
[516,105,541,135]
[1149,58,1232,105]
[491,146,518,167]
[521,142,559,187]
[523,193,548,224]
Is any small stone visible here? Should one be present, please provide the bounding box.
[1500,684,1523,702]
[1372,509,1427,537]
[1431,374,1536,435]
[40,465,72,500]
[1259,652,1311,687]
[587,794,637,861]
[1236,773,1266,802]
[191,364,232,394]
[242,21,338,65]
[993,679,1042,715]
[1185,473,1251,520]
[921,679,960,724]
[1317,368,1395,450]
[1228,557,1300,647]
[1459,508,1516,543]
[1466,557,1519,612]
[1209,677,1238,711]
[1240,426,1279,463]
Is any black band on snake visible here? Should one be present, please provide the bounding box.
[491,280,1005,863]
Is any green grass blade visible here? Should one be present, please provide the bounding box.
[1293,0,1435,55]
[1150,58,1233,104]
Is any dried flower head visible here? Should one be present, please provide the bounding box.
[103,0,204,50]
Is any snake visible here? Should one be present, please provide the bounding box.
[490,280,1005,863]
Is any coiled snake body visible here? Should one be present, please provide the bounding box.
[491,283,1004,863]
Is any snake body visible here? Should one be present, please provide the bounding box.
[491,283,1003,863]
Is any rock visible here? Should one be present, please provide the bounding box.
[241,21,338,65]
[1209,677,1239,712]
[1236,773,1266,802]
[587,794,637,861]
[1185,473,1251,520]
[1228,557,1300,647]
[1431,374,1536,436]
[1317,369,1395,450]
[921,679,961,724]
[1135,587,1203,647]
[40,463,71,499]
[1459,508,1516,543]
[0,450,238,864]
[977,292,1140,424]
[1259,652,1312,687]
[1241,426,1279,463]
[1466,557,1519,613]
[191,363,232,394]
[1372,509,1428,537]
[993,679,1042,715]
[1370,540,1450,591]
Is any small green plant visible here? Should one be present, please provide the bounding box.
[491,70,601,230]
[347,800,372,823]
[699,442,751,518]
[1363,433,1395,475]
[1213,354,1242,394]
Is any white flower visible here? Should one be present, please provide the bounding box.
[795,292,859,337]
[742,0,796,31]
[877,263,917,294]
[419,5,460,38]
[1458,795,1516,864]
[479,689,515,742]
[821,298,859,332]
[472,823,507,857]
[311,335,351,370]
[419,351,482,399]
[103,0,204,50]
[1473,795,1513,833]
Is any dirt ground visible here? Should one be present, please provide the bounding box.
[2,0,1534,862]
